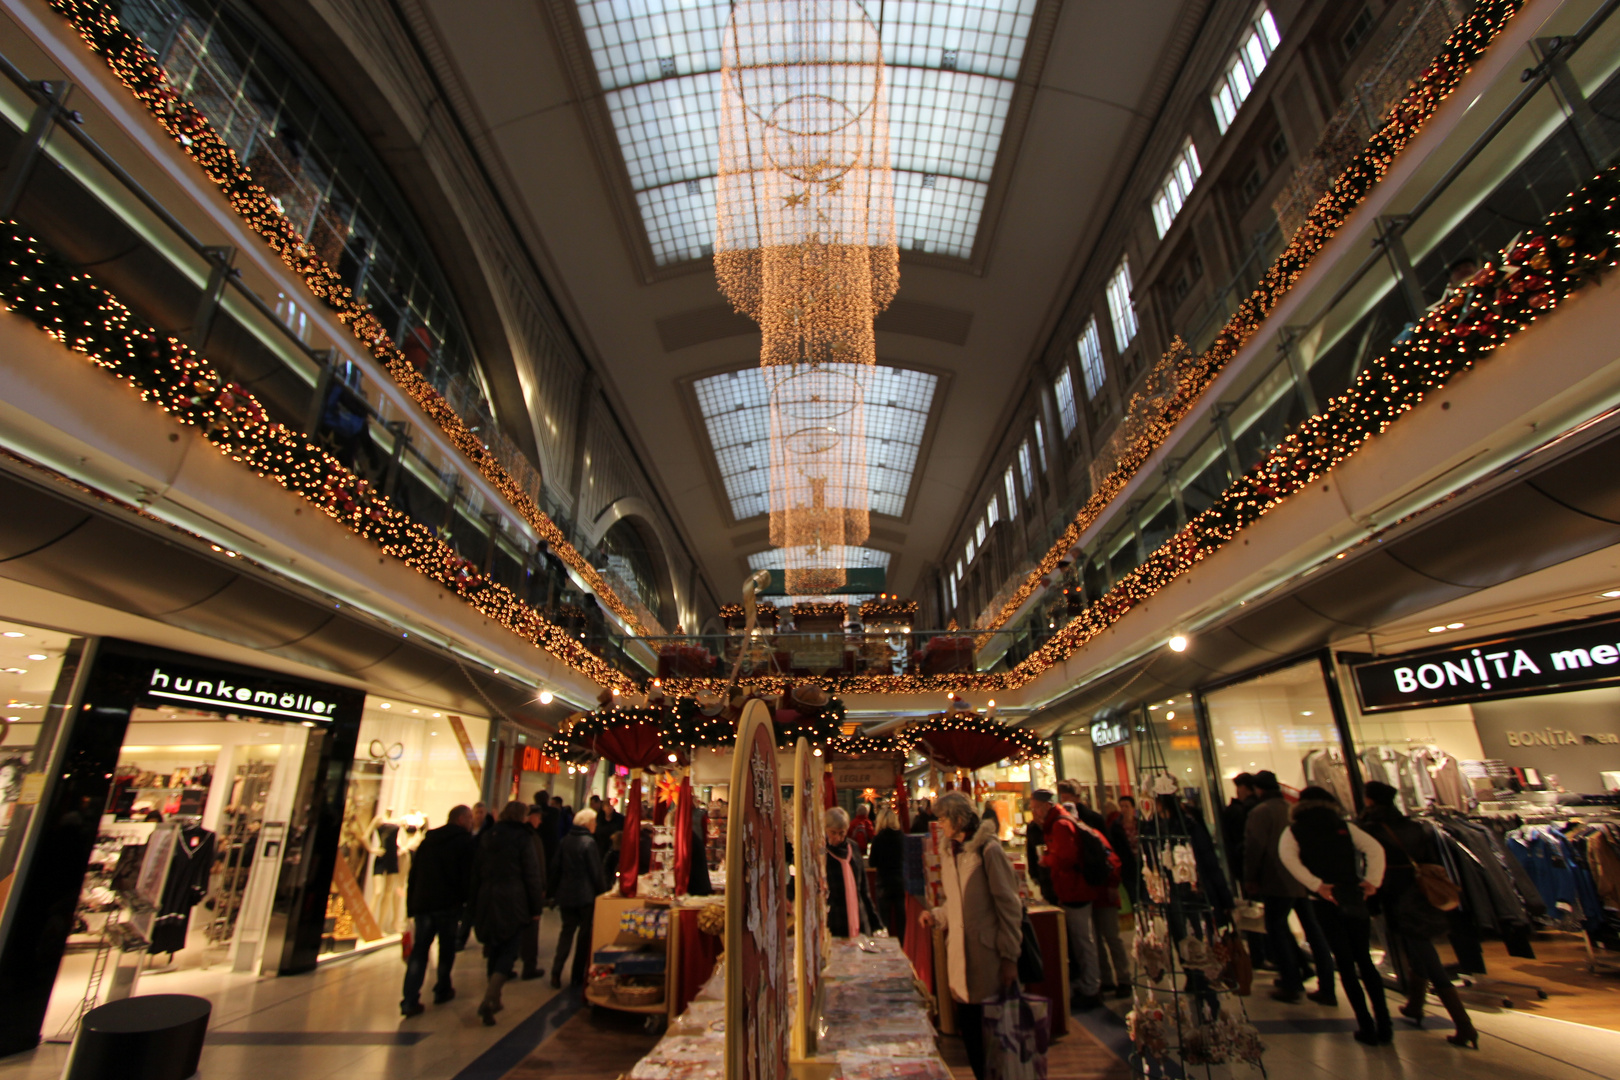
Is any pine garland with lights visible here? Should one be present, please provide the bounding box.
[858,596,917,624]
[0,222,637,692]
[666,698,739,749]
[660,165,1620,695]
[1016,165,1620,679]
[44,0,648,635]
[827,733,911,758]
[980,0,1526,636]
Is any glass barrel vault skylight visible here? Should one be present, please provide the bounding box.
[574,0,1038,265]
[694,365,938,520]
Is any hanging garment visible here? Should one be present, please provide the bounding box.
[1302,748,1356,811]
[149,825,216,954]
[374,821,400,875]
[1428,754,1469,811]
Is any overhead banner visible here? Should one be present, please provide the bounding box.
[1348,613,1620,712]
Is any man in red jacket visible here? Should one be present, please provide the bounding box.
[1031,789,1113,1009]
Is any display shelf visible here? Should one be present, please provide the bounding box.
[585,893,680,1022]
[584,988,668,1014]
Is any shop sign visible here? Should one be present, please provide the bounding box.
[1090,716,1130,747]
[1350,613,1620,712]
[144,663,340,723]
[832,760,898,789]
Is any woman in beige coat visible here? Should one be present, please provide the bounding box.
[919,792,1023,1080]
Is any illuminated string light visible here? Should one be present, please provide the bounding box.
[45,0,649,635]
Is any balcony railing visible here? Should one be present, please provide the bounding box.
[0,36,661,683]
[985,0,1620,652]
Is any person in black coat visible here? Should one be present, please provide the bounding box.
[400,805,476,1016]
[868,807,907,944]
[825,806,882,936]
[469,801,547,1024]
[550,807,608,987]
[1360,782,1477,1048]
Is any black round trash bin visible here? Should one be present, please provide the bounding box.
[65,995,211,1080]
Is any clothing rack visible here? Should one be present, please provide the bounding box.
[1499,808,1620,980]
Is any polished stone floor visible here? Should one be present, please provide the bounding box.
[2,914,1618,1080]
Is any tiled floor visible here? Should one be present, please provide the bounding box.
[0,911,577,1080]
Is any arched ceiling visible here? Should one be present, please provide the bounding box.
[387,0,1208,605]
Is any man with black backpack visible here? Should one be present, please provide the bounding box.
[1031,789,1120,1010]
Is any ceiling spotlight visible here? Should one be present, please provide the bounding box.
[25,654,45,661]
[1166,711,1176,720]
[432,712,441,717]
[380,702,392,709]
[1,632,23,638]
[1168,635,1188,653]
[1301,711,1313,717]
[539,690,554,705]
[1604,590,1620,599]
[1447,622,1465,630]
[1427,626,1447,633]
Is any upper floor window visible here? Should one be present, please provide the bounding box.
[1106,258,1139,352]
[1018,440,1035,497]
[956,557,965,580]
[1004,466,1019,519]
[975,517,989,546]
[1054,366,1079,437]
[986,495,1000,529]
[1151,138,1203,238]
[1034,417,1048,468]
[1077,317,1107,400]
[947,572,957,610]
[966,536,977,564]
[1211,6,1281,134]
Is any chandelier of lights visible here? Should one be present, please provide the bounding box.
[768,364,869,595]
[714,0,898,367]
[717,0,895,594]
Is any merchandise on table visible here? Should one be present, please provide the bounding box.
[621,906,670,940]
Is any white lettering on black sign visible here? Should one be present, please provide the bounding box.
[147,665,339,722]
[1352,615,1620,712]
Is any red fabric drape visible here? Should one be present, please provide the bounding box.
[823,768,837,810]
[618,773,642,897]
[675,908,721,1014]
[673,774,693,895]
[592,721,665,769]
[919,731,1020,771]
[895,771,910,832]
[1115,745,1133,796]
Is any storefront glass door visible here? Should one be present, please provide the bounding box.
[1203,659,1354,809]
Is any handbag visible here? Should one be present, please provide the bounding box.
[982,986,1051,1080]
[1379,824,1461,911]
[1017,909,1045,984]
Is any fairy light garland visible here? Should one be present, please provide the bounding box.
[979,0,1526,637]
[858,596,917,625]
[827,733,910,758]
[657,162,1620,695]
[45,0,648,635]
[0,222,637,692]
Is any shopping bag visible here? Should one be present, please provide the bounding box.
[982,987,1050,1080]
[401,928,413,963]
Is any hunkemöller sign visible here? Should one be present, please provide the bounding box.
[1349,613,1620,712]
[145,664,342,723]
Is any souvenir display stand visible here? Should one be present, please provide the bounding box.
[1125,723,1266,1078]
[585,893,684,1021]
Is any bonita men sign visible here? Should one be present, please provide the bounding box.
[1349,613,1620,712]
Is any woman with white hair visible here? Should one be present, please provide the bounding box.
[825,805,882,937]
[918,792,1023,1080]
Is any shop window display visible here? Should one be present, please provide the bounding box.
[43,704,313,1037]
[1145,694,1211,823]
[0,621,77,897]
[322,699,488,957]
[1204,660,1352,807]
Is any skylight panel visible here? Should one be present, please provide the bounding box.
[694,364,939,520]
[748,547,892,570]
[574,0,1039,266]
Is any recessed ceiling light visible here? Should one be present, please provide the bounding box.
[379,702,391,709]
[411,708,419,714]
[1301,711,1313,716]
[1603,590,1620,598]
[1428,626,1447,633]
[3,668,25,674]
[4,716,17,722]
[1447,622,1464,630]
[432,712,441,717]
[25,654,45,661]
[1,632,23,638]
